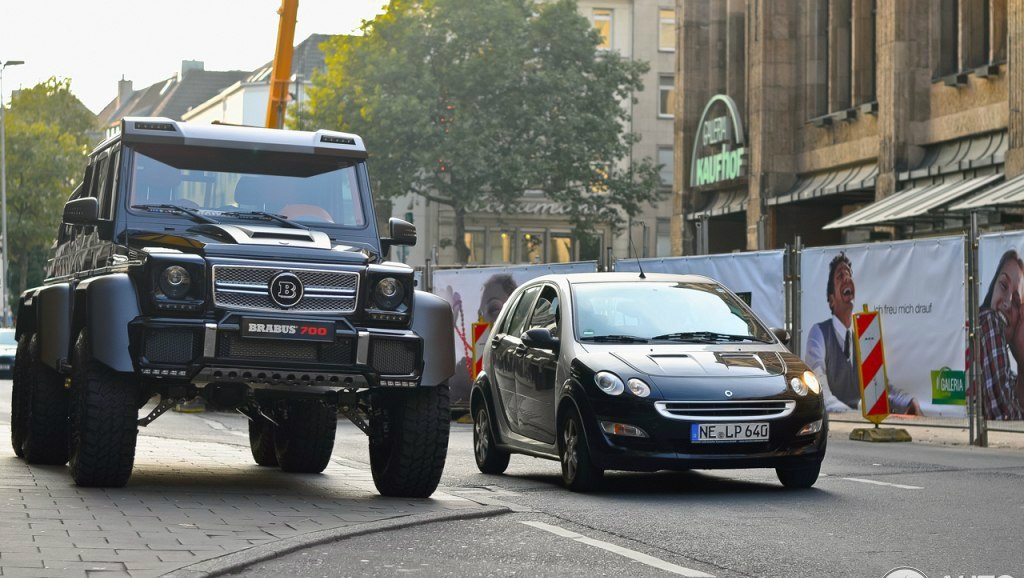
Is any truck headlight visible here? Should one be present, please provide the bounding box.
[159,265,191,299]
[374,277,405,310]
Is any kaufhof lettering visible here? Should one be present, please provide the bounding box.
[248,323,298,335]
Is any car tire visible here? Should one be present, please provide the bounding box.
[10,333,31,458]
[369,384,450,498]
[248,413,279,467]
[473,402,510,475]
[18,335,70,465]
[559,409,603,492]
[273,400,336,473]
[776,460,822,489]
[68,330,139,488]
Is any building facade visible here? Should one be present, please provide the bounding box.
[675,0,1023,255]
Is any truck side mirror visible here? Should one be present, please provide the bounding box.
[63,197,100,225]
[381,217,416,257]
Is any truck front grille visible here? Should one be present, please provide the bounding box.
[144,329,199,364]
[212,265,358,314]
[370,338,419,375]
[217,334,355,365]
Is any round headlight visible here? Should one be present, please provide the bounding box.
[159,266,191,299]
[594,371,624,396]
[803,370,821,395]
[374,277,405,310]
[790,376,808,396]
[626,378,651,398]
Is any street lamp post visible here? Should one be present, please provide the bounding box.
[1,60,25,327]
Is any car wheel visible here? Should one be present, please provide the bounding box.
[68,330,140,488]
[248,413,279,467]
[558,409,603,492]
[473,403,510,475]
[10,333,31,458]
[369,384,450,498]
[273,400,337,473]
[19,335,70,465]
[776,461,822,489]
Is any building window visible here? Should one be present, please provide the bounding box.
[806,0,829,119]
[937,0,959,77]
[657,146,673,188]
[593,8,613,50]
[656,218,671,257]
[851,0,876,106]
[549,234,573,263]
[658,8,675,52]
[464,230,484,264]
[519,231,544,263]
[829,0,852,112]
[991,0,1007,62]
[659,74,675,118]
[488,231,512,264]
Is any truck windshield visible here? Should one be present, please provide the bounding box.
[125,144,367,228]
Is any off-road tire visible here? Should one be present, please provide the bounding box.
[273,400,337,473]
[17,335,71,464]
[369,384,450,498]
[248,414,279,467]
[10,333,31,458]
[473,401,509,475]
[559,408,603,492]
[68,330,139,488]
[776,460,822,489]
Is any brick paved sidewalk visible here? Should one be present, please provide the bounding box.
[0,425,497,578]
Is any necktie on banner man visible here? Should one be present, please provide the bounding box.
[853,305,891,425]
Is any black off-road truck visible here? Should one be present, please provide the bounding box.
[10,117,454,497]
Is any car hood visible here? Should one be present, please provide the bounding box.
[596,345,788,378]
[128,224,371,265]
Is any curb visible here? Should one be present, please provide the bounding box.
[163,504,511,577]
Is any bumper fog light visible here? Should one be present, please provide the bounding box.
[600,421,649,438]
[798,419,823,436]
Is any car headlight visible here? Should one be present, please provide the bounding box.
[790,377,808,396]
[791,371,821,396]
[373,277,405,310]
[159,265,191,299]
[594,371,624,396]
[626,378,651,398]
[802,370,821,394]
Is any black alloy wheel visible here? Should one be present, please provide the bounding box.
[473,403,510,474]
[559,409,603,492]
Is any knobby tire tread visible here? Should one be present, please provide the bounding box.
[370,384,451,498]
[22,335,70,465]
[274,400,336,473]
[249,415,279,467]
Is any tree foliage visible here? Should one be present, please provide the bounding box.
[301,0,664,262]
[4,77,94,307]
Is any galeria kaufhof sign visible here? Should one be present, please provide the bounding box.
[690,94,747,188]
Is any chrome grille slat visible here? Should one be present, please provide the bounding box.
[654,400,796,421]
[212,265,359,314]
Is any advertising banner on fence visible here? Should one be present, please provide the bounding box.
[976,232,1024,420]
[615,251,786,328]
[800,237,966,417]
[434,262,597,407]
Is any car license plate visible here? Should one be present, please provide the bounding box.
[691,422,769,443]
[240,318,335,342]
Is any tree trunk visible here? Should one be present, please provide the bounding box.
[453,204,470,264]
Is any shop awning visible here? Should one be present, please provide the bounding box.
[948,173,1024,211]
[823,173,1004,230]
[687,189,748,220]
[768,163,877,206]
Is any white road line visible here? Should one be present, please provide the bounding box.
[842,477,923,490]
[520,521,715,577]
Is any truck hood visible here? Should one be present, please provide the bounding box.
[128,224,372,265]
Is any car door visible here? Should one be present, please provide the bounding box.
[491,285,540,435]
[515,284,560,444]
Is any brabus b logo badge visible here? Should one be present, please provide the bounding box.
[269,272,303,308]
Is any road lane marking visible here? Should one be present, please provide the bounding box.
[521,521,715,577]
[842,477,923,490]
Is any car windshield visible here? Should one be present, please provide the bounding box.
[125,144,366,228]
[573,281,772,342]
[0,329,15,346]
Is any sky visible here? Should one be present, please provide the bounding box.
[0,1,389,114]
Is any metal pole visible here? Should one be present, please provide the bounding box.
[792,235,802,357]
[0,68,7,327]
[968,211,987,446]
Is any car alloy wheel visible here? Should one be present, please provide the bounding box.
[474,409,491,464]
[559,411,602,492]
[473,404,510,474]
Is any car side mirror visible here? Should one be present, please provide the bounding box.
[63,197,100,225]
[770,327,790,346]
[521,328,559,351]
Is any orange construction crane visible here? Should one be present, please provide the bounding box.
[266,0,299,129]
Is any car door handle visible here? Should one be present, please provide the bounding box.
[513,344,527,358]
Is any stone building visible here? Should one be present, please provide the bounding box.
[674,0,1023,254]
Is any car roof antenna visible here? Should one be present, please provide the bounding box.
[629,223,646,279]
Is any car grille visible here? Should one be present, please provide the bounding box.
[143,329,201,364]
[212,265,358,314]
[217,334,355,365]
[654,400,796,421]
[370,338,419,375]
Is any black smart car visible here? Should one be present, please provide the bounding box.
[471,272,827,491]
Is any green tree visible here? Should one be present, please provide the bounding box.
[4,77,94,308]
[300,0,663,263]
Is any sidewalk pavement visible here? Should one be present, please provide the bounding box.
[827,414,1024,450]
[0,424,505,578]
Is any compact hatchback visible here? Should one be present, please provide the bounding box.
[471,272,827,491]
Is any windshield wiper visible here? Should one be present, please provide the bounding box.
[580,334,649,343]
[651,331,770,343]
[132,204,219,224]
[220,210,310,231]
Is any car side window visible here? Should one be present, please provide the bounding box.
[506,285,541,338]
[526,286,559,335]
